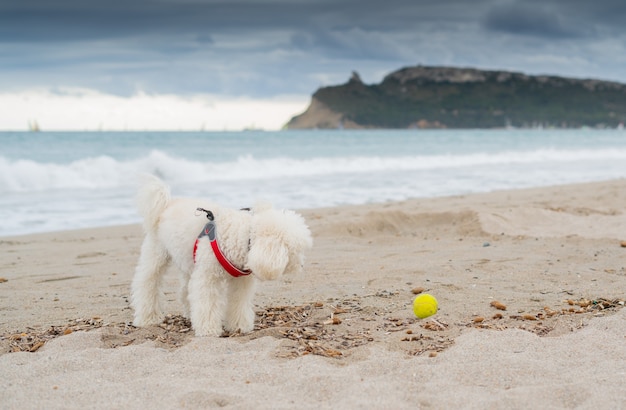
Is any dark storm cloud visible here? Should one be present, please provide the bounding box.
[0,0,216,42]
[0,0,467,42]
[484,0,626,38]
[484,3,584,39]
[1,0,626,97]
[2,0,625,44]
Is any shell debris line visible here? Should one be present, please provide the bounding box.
[2,291,624,358]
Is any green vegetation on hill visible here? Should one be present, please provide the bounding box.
[287,66,626,129]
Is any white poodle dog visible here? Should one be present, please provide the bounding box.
[130,174,313,336]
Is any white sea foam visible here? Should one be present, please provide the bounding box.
[2,148,626,193]
[1,129,626,236]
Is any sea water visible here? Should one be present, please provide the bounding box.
[1,129,626,237]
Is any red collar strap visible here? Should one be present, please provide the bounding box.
[193,210,252,278]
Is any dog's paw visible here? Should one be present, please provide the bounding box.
[133,312,165,327]
[223,323,254,335]
[224,313,255,334]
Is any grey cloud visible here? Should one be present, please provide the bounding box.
[0,0,487,43]
[483,0,626,39]
[483,3,585,39]
[195,34,214,45]
[1,0,626,98]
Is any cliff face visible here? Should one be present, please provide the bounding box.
[283,98,362,130]
[285,66,626,129]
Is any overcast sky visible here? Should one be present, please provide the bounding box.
[1,0,625,130]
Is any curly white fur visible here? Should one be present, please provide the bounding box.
[130,174,313,336]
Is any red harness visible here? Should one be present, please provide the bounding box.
[193,209,252,278]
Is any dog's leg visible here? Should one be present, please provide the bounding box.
[187,266,228,336]
[131,234,170,327]
[224,277,257,334]
[178,270,191,318]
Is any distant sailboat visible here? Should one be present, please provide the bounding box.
[618,122,624,131]
[28,120,41,132]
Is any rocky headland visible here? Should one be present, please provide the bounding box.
[286,66,626,129]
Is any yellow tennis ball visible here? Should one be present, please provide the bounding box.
[413,294,438,319]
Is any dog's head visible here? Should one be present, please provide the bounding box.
[246,203,313,281]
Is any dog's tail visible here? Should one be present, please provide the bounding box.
[136,173,171,232]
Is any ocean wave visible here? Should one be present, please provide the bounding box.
[1,148,626,193]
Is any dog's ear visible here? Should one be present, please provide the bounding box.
[247,237,289,281]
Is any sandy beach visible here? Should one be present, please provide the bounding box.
[1,179,625,409]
